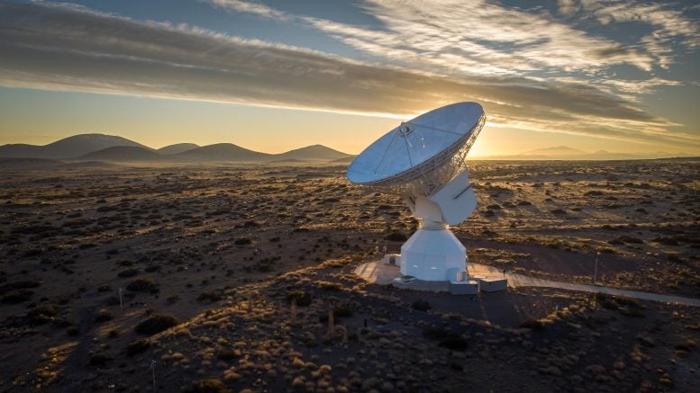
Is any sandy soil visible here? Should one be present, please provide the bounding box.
[0,159,698,392]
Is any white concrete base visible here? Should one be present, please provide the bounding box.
[355,260,508,294]
[476,277,508,292]
[391,275,480,295]
[400,228,466,281]
[449,280,480,295]
[392,276,451,292]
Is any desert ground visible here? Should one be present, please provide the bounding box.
[0,159,698,393]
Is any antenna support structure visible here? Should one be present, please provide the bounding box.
[347,102,507,294]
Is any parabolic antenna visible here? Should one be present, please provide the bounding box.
[347,102,486,287]
[348,102,484,193]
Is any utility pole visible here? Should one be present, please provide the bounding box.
[151,360,156,391]
[593,251,600,285]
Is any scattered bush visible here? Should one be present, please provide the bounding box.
[95,309,113,322]
[185,379,232,393]
[439,336,468,351]
[88,352,112,367]
[315,281,342,291]
[0,280,40,291]
[117,268,139,278]
[422,326,467,351]
[411,300,431,311]
[333,302,355,318]
[287,290,312,307]
[134,314,178,335]
[520,319,545,330]
[385,232,407,242]
[197,290,224,303]
[126,278,159,294]
[126,338,151,356]
[1,290,34,304]
[26,304,58,325]
[217,350,239,361]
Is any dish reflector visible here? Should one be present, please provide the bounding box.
[347,102,484,188]
[346,101,487,284]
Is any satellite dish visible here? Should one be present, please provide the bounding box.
[347,102,485,283]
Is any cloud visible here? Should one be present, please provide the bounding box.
[0,1,695,150]
[566,0,699,69]
[212,0,658,75]
[557,0,580,16]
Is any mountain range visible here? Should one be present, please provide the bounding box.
[1,135,692,164]
[481,145,691,160]
[0,134,353,163]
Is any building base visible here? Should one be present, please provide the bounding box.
[354,259,508,294]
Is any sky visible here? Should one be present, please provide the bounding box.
[0,0,698,156]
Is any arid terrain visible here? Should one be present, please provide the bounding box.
[0,159,698,393]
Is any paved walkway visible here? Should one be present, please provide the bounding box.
[354,261,700,307]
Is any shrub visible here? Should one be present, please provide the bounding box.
[333,302,355,318]
[422,326,467,351]
[185,379,232,393]
[0,280,40,291]
[1,290,34,304]
[439,336,468,351]
[217,350,239,361]
[197,290,224,303]
[520,319,545,330]
[27,304,58,325]
[134,314,178,335]
[88,352,112,367]
[95,309,113,322]
[117,268,139,278]
[126,338,151,356]
[287,290,312,307]
[385,232,407,242]
[411,300,431,311]
[126,278,159,293]
[315,281,342,291]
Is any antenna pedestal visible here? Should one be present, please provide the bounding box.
[400,227,467,281]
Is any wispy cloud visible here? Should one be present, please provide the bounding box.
[212,0,676,76]
[561,0,699,69]
[0,1,695,150]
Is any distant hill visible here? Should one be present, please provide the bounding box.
[0,158,115,171]
[158,143,199,155]
[0,157,63,170]
[171,143,272,162]
[0,133,354,163]
[0,134,146,159]
[79,146,161,161]
[330,156,355,164]
[480,145,687,160]
[522,146,586,157]
[273,144,352,161]
[0,144,43,158]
